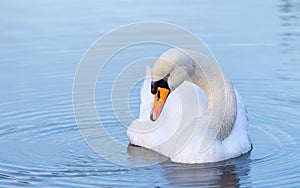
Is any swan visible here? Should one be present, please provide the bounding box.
[127,48,252,164]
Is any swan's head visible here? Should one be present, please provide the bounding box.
[150,49,195,121]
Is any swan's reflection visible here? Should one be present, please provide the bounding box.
[128,144,251,187]
[127,144,169,165]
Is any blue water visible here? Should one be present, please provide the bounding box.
[1,0,300,187]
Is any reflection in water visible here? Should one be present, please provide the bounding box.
[279,0,300,51]
[277,0,300,99]
[128,145,251,187]
[127,144,169,165]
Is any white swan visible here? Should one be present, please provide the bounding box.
[127,48,252,164]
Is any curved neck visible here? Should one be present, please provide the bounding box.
[185,50,237,140]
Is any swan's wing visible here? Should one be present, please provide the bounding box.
[221,89,251,157]
[140,65,152,103]
[139,65,153,120]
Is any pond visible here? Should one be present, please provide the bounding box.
[0,0,300,187]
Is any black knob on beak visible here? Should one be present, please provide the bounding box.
[151,81,157,95]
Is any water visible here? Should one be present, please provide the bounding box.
[1,0,300,187]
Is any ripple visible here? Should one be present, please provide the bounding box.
[1,75,300,187]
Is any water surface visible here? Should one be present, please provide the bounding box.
[1,0,300,187]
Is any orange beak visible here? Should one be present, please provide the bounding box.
[150,87,170,121]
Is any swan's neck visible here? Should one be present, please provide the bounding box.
[187,51,237,140]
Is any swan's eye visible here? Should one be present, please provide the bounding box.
[163,73,170,80]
